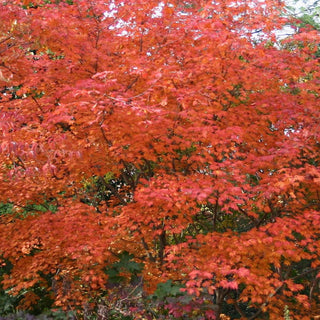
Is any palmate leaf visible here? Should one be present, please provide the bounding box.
[152,280,184,300]
[105,252,144,284]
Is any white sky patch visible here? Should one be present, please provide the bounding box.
[103,1,166,36]
[286,0,320,16]
[151,2,164,18]
[103,0,118,18]
[102,0,317,40]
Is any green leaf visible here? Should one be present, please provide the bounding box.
[153,280,183,300]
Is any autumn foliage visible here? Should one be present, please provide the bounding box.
[0,0,320,318]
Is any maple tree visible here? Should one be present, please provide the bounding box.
[0,0,319,319]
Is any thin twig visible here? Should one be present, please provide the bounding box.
[98,176,126,205]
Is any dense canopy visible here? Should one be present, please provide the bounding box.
[0,0,319,319]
